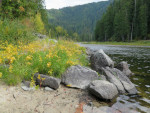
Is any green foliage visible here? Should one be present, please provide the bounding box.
[0,39,88,85]
[0,19,36,44]
[34,13,45,34]
[47,1,112,41]
[95,0,150,41]
[0,0,45,18]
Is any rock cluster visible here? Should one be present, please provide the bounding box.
[88,48,137,99]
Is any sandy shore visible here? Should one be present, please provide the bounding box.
[0,81,86,113]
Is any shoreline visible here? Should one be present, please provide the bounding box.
[79,41,150,48]
[79,43,150,48]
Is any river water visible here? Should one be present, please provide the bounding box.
[80,44,150,113]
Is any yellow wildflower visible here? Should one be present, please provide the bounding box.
[67,60,75,66]
[48,69,53,75]
[0,58,2,64]
[0,72,2,78]
[66,84,72,87]
[47,62,51,68]
[10,56,16,64]
[26,55,32,61]
[27,62,32,65]
[39,56,42,62]
[42,78,45,81]
[37,74,41,80]
[9,65,13,73]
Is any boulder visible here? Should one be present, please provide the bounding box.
[90,49,114,72]
[116,61,132,77]
[102,67,137,94]
[99,75,107,81]
[34,73,61,90]
[102,67,125,94]
[88,80,118,100]
[61,65,99,89]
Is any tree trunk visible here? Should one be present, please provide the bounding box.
[131,22,133,41]
[122,35,124,42]
[105,33,107,41]
[130,0,136,41]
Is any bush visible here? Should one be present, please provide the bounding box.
[0,39,88,85]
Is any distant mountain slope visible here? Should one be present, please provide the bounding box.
[47,0,112,41]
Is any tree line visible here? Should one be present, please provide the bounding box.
[95,0,150,42]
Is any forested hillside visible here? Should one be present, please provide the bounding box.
[47,1,112,41]
[0,0,48,43]
[95,0,150,41]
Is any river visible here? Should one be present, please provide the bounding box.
[80,44,150,113]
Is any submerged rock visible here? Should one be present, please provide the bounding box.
[83,105,119,113]
[116,61,133,77]
[34,73,61,90]
[90,49,114,72]
[61,65,99,89]
[88,80,118,100]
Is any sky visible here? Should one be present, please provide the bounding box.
[45,0,108,9]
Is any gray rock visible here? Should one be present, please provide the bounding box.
[21,81,35,91]
[90,49,114,72]
[22,80,30,87]
[34,73,61,90]
[34,33,47,39]
[86,47,94,56]
[61,65,99,89]
[116,61,133,77]
[45,87,54,91]
[88,80,118,100]
[99,75,107,81]
[102,67,126,94]
[102,67,137,94]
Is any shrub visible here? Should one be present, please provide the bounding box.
[0,39,88,85]
[34,13,45,34]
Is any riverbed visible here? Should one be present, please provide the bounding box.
[80,44,150,113]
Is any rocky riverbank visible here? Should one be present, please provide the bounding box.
[0,47,138,113]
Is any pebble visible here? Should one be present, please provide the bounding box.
[45,87,54,91]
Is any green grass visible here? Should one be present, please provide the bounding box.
[83,40,150,46]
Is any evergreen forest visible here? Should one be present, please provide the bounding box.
[95,0,150,41]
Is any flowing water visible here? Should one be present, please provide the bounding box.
[80,44,150,113]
